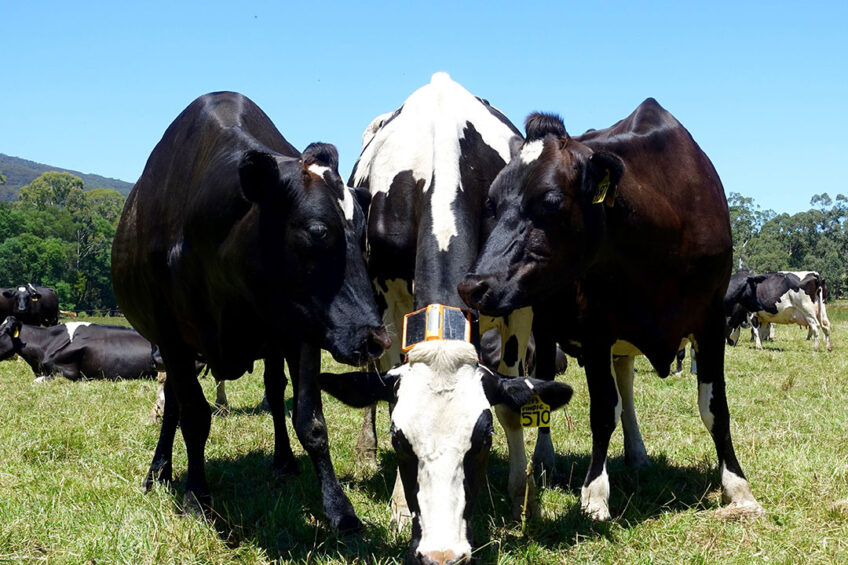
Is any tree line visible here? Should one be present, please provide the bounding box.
[0,170,846,311]
[0,171,123,312]
[729,192,847,298]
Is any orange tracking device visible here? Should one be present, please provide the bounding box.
[401,304,473,353]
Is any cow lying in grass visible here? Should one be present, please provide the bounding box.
[0,316,162,381]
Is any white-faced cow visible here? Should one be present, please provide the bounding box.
[348,72,543,522]
[459,100,764,520]
[318,340,572,564]
[0,316,161,381]
[0,284,60,326]
[111,92,389,531]
[727,271,832,351]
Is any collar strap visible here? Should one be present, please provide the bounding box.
[402,304,474,353]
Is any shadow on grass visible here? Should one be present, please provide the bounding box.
[163,439,718,562]
[169,449,409,562]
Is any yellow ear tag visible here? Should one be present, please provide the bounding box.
[32,297,39,302]
[13,329,20,338]
[592,170,611,204]
[520,394,551,428]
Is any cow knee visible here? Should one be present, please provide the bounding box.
[296,416,329,452]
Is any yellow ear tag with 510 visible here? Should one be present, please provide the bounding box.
[521,394,551,428]
[592,170,611,204]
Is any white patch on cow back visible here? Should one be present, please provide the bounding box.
[65,322,91,342]
[352,72,517,252]
[391,340,487,558]
[520,139,544,164]
[698,381,715,432]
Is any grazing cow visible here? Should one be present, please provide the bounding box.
[111,91,389,531]
[318,340,573,564]
[459,100,764,520]
[348,72,541,523]
[1,284,60,326]
[0,316,162,380]
[727,272,832,351]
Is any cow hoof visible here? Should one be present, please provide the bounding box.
[272,459,300,479]
[714,501,765,520]
[333,513,364,535]
[581,500,611,521]
[183,491,212,518]
[213,402,230,416]
[142,467,172,492]
[354,447,378,477]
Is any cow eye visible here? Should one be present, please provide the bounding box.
[539,191,563,214]
[308,223,328,240]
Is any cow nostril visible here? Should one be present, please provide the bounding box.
[458,276,490,308]
[366,326,391,357]
[416,550,467,565]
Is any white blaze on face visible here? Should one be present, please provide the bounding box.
[308,164,355,221]
[65,322,91,342]
[391,340,488,558]
[519,139,545,164]
[353,72,517,252]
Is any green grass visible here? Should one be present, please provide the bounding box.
[1,310,847,563]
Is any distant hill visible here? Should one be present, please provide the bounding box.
[0,153,134,201]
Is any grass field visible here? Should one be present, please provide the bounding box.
[1,308,847,564]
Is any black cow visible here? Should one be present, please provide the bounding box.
[111,91,389,531]
[348,72,541,527]
[0,316,161,380]
[459,100,764,520]
[726,271,832,351]
[1,284,60,326]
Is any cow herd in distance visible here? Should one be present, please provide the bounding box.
[3,73,838,564]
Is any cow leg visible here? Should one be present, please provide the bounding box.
[358,278,411,474]
[144,372,179,490]
[614,354,649,468]
[264,355,299,477]
[695,325,764,519]
[213,379,229,415]
[690,348,698,374]
[753,324,764,349]
[147,371,167,424]
[674,347,685,375]
[581,345,620,521]
[530,326,556,481]
[288,342,361,533]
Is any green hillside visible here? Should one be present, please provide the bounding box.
[0,153,134,201]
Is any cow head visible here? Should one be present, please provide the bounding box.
[238,142,390,365]
[4,285,40,316]
[724,274,771,345]
[458,113,624,315]
[319,340,572,562]
[0,316,23,360]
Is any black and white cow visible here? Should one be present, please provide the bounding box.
[1,284,60,326]
[0,316,162,380]
[111,92,389,531]
[348,72,542,522]
[319,340,572,564]
[460,101,764,520]
[727,271,832,351]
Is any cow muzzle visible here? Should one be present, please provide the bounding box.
[415,549,469,565]
[458,275,511,316]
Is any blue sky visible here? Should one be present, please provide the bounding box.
[2,1,845,214]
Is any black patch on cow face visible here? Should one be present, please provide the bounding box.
[391,424,421,516]
[462,409,493,522]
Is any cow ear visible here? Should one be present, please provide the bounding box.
[318,369,399,406]
[239,150,286,203]
[2,316,22,339]
[480,369,573,412]
[584,151,624,207]
[1,290,13,298]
